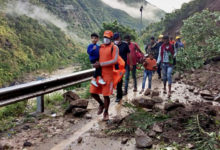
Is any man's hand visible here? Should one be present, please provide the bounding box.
[129,65,133,70]
[93,45,97,50]
[93,62,100,68]
[153,65,157,70]
[143,62,148,66]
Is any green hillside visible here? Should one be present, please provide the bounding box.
[0,0,164,87]
[141,0,219,43]
[0,13,80,87]
[27,0,164,38]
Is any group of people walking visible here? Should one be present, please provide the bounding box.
[87,30,184,121]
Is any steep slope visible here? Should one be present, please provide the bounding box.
[141,0,220,42]
[30,0,165,38]
[101,0,165,21]
[164,0,220,36]
[0,0,165,86]
[0,13,80,87]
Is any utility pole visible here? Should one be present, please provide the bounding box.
[140,5,143,33]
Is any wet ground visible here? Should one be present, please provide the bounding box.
[1,72,219,150]
[49,74,215,150]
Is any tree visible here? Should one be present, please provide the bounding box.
[176,10,220,70]
[99,20,138,41]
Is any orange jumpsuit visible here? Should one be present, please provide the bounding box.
[90,43,119,96]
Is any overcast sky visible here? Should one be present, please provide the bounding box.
[147,0,192,12]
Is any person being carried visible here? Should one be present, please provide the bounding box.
[90,30,119,121]
[87,33,106,87]
[140,53,157,94]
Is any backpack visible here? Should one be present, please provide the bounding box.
[111,44,126,89]
[133,43,144,64]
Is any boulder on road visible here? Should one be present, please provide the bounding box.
[135,128,153,148]
[152,124,163,133]
[173,72,181,81]
[23,141,32,147]
[203,96,214,101]
[200,90,212,97]
[193,89,199,95]
[64,99,88,115]
[63,91,80,102]
[188,87,195,92]
[164,102,185,111]
[70,99,88,109]
[148,131,156,137]
[151,96,163,103]
[151,90,160,97]
[214,94,220,102]
[144,89,151,96]
[132,96,155,109]
[72,108,87,117]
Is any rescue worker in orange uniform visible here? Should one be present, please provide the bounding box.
[90,30,119,121]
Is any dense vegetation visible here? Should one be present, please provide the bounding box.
[176,10,220,70]
[140,0,215,43]
[99,20,138,40]
[0,13,80,87]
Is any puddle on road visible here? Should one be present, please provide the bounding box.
[50,75,217,150]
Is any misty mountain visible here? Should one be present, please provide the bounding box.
[0,0,165,86]
[27,0,165,38]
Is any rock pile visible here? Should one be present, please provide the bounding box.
[63,91,88,117]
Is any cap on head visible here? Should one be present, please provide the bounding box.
[113,32,120,40]
[158,34,163,39]
[103,30,113,39]
[176,36,181,40]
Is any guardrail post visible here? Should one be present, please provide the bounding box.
[37,95,44,113]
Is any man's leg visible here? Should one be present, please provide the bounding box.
[116,79,123,102]
[124,65,130,95]
[162,63,168,93]
[157,63,161,79]
[148,70,153,89]
[103,96,110,121]
[141,70,147,91]
[167,66,173,97]
[91,94,104,115]
[132,65,137,91]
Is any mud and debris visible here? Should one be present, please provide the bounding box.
[0,62,220,150]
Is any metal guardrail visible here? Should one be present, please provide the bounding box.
[0,69,95,112]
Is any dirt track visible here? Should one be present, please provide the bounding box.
[1,67,219,150]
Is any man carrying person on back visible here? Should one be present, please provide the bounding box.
[113,32,132,102]
[90,30,119,121]
[124,34,143,95]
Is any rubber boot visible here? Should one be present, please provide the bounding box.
[168,84,172,98]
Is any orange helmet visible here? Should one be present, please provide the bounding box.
[103,30,113,38]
